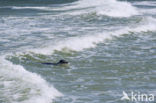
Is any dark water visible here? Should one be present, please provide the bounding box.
[0,0,156,103]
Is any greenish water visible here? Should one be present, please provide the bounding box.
[0,0,156,103]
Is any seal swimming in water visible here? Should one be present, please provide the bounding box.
[42,59,68,66]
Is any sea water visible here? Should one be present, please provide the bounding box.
[0,0,156,103]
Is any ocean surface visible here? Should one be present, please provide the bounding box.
[0,0,156,103]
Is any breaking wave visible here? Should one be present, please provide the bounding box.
[28,17,156,55]
[9,0,139,17]
[60,0,139,17]
[0,56,62,103]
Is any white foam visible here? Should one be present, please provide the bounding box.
[134,1,156,6]
[56,0,138,17]
[29,34,111,55]
[0,57,62,103]
[10,0,138,17]
[132,1,156,15]
[139,8,156,15]
[28,17,156,55]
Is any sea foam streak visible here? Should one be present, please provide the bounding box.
[12,6,53,11]
[0,57,62,103]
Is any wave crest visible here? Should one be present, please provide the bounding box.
[0,57,62,103]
